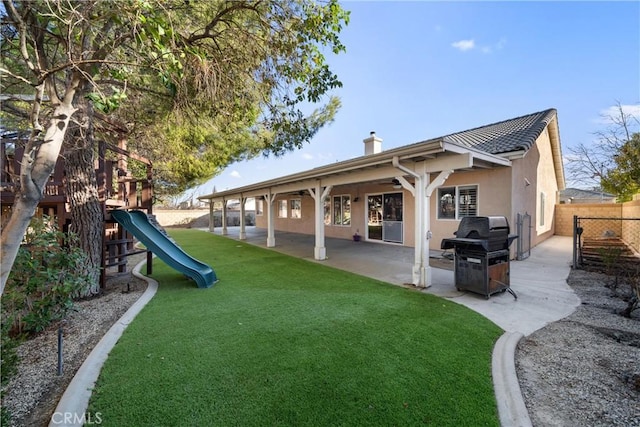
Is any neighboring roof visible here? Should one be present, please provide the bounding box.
[560,188,616,200]
[443,109,557,155]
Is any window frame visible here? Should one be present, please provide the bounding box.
[277,199,288,218]
[331,194,351,226]
[290,198,301,219]
[437,184,479,220]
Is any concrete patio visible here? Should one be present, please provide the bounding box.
[209,226,580,337]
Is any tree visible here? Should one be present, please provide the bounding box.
[565,102,639,200]
[601,133,640,202]
[0,0,349,295]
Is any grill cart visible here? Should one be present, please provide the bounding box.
[441,216,518,299]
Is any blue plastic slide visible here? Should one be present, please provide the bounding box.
[111,209,218,288]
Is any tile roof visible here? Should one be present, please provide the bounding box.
[442,108,557,155]
[560,188,615,199]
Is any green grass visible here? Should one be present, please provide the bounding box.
[88,230,502,426]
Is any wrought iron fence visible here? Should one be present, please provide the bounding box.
[572,215,640,270]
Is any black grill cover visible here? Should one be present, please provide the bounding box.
[441,216,517,252]
[454,216,509,239]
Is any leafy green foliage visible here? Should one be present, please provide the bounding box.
[1,217,91,423]
[1,0,349,198]
[87,88,128,114]
[601,133,640,202]
[1,217,91,336]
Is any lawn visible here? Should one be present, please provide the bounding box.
[88,229,503,426]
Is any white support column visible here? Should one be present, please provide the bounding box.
[264,192,276,247]
[424,169,454,284]
[208,201,215,232]
[239,196,247,240]
[415,167,429,288]
[308,183,332,260]
[221,199,228,235]
[393,157,428,287]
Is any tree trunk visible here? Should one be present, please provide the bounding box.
[64,88,102,297]
[0,78,80,293]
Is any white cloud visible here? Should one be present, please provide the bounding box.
[451,39,475,51]
[597,104,640,124]
[480,38,507,54]
[229,170,241,178]
[301,153,314,160]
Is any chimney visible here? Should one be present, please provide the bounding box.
[363,131,383,155]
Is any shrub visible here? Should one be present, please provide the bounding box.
[1,216,91,336]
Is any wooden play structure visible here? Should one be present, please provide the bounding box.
[1,134,154,287]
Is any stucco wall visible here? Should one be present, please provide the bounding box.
[554,204,623,236]
[254,183,404,242]
[555,200,639,253]
[428,166,513,248]
[153,209,210,227]
[621,199,640,253]
[535,128,558,237]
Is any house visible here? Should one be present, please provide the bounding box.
[198,108,565,288]
[559,188,616,204]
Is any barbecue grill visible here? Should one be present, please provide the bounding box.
[441,216,518,299]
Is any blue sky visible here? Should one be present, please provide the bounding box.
[189,0,639,201]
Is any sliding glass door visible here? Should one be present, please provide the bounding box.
[367,192,403,243]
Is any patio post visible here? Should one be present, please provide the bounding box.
[265,191,276,247]
[221,199,228,235]
[208,200,214,232]
[309,182,332,260]
[239,196,246,240]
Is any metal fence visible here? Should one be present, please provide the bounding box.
[572,216,640,270]
[516,212,531,260]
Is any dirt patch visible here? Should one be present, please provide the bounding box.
[516,269,640,426]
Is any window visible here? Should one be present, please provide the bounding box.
[278,200,287,218]
[290,199,301,219]
[332,195,351,225]
[539,192,546,226]
[438,187,456,219]
[438,185,478,219]
[323,199,331,225]
[458,186,478,217]
[255,199,263,216]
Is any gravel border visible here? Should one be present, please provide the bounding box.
[2,258,147,427]
[516,269,640,427]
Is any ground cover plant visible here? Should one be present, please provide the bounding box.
[88,230,502,426]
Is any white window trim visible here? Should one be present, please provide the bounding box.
[437,184,479,220]
[255,199,264,216]
[277,199,288,218]
[331,194,351,226]
[290,198,301,219]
